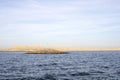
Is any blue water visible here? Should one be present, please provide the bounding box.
[0,51,120,80]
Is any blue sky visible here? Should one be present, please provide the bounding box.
[0,0,120,48]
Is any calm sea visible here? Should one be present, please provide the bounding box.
[0,51,120,80]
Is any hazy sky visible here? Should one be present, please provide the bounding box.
[0,0,120,48]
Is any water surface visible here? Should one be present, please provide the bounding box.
[0,51,120,80]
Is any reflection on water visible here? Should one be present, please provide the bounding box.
[0,51,120,80]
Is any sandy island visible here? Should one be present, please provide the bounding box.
[0,46,120,54]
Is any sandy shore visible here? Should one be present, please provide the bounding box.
[0,46,120,52]
[54,48,120,51]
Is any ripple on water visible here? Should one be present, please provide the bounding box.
[37,62,58,67]
[89,70,105,74]
[0,51,120,80]
[69,72,90,76]
[18,74,57,80]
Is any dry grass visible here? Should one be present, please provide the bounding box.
[26,48,67,54]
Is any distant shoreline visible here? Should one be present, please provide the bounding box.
[54,48,120,52]
[0,46,120,52]
[0,49,120,52]
[0,50,120,52]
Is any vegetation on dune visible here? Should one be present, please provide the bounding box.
[0,46,67,54]
[26,48,67,54]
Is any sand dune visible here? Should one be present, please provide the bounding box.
[0,46,66,54]
[54,48,120,51]
[0,46,120,52]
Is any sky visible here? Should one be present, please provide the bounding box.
[0,0,120,48]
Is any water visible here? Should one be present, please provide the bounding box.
[0,51,120,80]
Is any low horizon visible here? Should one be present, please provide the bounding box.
[0,0,120,48]
[1,45,120,49]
